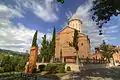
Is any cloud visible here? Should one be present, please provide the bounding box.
[74,0,118,53]
[65,10,72,20]
[13,0,59,22]
[0,4,52,52]
[0,22,52,52]
[0,4,24,19]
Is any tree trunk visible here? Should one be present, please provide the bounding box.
[112,57,115,66]
[107,58,110,63]
[76,51,79,65]
[42,57,44,63]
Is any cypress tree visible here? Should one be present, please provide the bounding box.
[69,29,79,52]
[31,30,38,47]
[73,29,79,52]
[73,29,79,64]
[40,35,51,62]
[51,26,56,57]
[40,35,47,62]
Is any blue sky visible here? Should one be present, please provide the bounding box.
[0,0,120,53]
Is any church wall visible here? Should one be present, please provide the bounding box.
[55,36,60,59]
[55,27,90,60]
[55,28,75,60]
[59,28,75,57]
[78,37,89,58]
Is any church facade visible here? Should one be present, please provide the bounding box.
[55,15,90,62]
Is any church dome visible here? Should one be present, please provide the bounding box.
[68,14,82,24]
[68,14,82,32]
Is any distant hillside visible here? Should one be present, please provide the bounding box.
[0,48,29,56]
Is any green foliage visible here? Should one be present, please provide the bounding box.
[99,40,116,63]
[86,57,90,64]
[11,56,21,71]
[4,64,12,72]
[66,66,71,71]
[32,68,37,73]
[69,29,79,52]
[0,67,4,73]
[31,30,38,47]
[44,64,58,73]
[51,26,56,58]
[56,63,65,73]
[40,35,52,62]
[40,27,56,62]
[0,53,28,73]
[15,57,27,71]
[73,29,79,51]
[38,65,45,72]
[44,63,65,73]
[57,0,64,4]
[91,0,120,34]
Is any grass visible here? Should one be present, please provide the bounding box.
[0,71,23,76]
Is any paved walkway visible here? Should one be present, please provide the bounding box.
[61,67,120,80]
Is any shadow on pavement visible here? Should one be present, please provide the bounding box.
[68,68,120,80]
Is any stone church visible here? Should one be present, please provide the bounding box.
[55,14,90,62]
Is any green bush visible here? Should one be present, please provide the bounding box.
[44,64,58,73]
[57,63,65,73]
[4,64,12,72]
[67,66,71,71]
[39,64,45,72]
[0,67,4,73]
[44,63,66,73]
[86,57,90,64]
[32,68,37,73]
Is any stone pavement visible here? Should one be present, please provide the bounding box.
[61,67,120,80]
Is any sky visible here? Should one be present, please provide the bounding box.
[0,0,120,53]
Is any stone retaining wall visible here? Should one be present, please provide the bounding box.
[65,63,80,71]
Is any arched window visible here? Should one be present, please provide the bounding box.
[81,43,83,46]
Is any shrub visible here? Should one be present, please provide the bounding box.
[32,68,37,73]
[44,64,58,73]
[86,57,90,64]
[39,64,45,72]
[44,63,66,73]
[57,63,65,73]
[4,64,12,72]
[0,67,4,73]
[67,66,71,71]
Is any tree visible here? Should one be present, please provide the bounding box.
[11,56,21,71]
[73,30,79,52]
[4,64,12,72]
[40,35,51,62]
[15,57,26,71]
[1,55,11,67]
[99,40,117,63]
[57,0,64,4]
[31,30,38,47]
[91,0,120,35]
[51,27,56,58]
[69,29,79,64]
